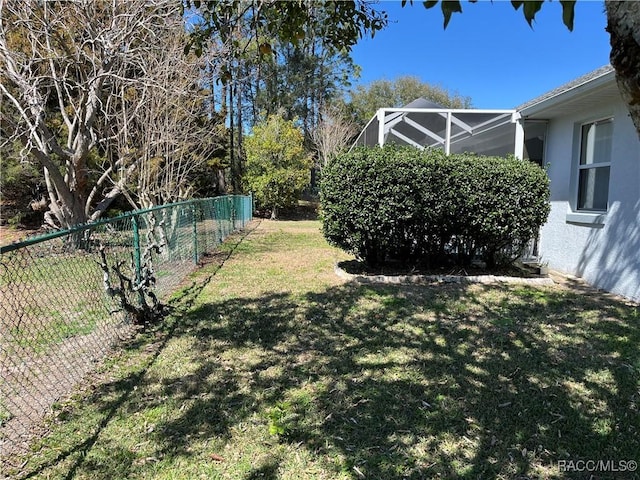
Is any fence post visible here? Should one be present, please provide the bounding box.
[132,214,144,304]
[230,196,237,229]
[222,197,227,235]
[191,202,198,265]
[249,192,253,223]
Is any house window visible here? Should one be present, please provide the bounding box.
[577,118,612,211]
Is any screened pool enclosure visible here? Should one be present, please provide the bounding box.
[353,98,547,164]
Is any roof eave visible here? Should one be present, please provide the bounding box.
[519,70,616,118]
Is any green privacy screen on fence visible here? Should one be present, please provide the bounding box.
[0,195,252,455]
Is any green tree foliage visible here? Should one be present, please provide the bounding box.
[409,0,576,30]
[251,37,360,139]
[345,76,473,127]
[244,114,313,219]
[321,146,550,268]
[193,2,369,193]
[186,3,476,200]
[185,0,388,58]
[189,0,640,140]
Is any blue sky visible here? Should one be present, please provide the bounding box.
[350,0,611,108]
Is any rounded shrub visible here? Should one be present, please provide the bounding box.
[320,145,550,268]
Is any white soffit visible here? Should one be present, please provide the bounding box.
[519,66,619,120]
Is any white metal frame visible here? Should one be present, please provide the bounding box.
[364,107,524,159]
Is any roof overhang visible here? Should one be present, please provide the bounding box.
[519,69,620,120]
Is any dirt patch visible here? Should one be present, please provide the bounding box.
[0,226,39,247]
[0,320,134,461]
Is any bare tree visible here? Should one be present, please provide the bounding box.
[311,105,358,169]
[110,22,228,210]
[0,0,186,230]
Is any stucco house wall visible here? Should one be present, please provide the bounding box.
[533,83,640,302]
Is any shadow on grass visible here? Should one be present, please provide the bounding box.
[17,277,640,479]
[180,282,637,478]
[12,272,222,480]
[244,461,280,480]
[147,281,638,478]
[16,331,167,480]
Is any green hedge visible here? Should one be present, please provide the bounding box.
[320,146,550,268]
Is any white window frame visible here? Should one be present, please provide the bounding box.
[575,117,612,213]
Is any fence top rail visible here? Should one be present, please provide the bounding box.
[1,195,251,255]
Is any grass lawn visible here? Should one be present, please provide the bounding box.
[6,219,639,480]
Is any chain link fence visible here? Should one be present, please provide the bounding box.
[0,195,252,455]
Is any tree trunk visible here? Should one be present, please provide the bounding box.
[606,1,640,138]
[217,169,227,194]
[228,80,238,192]
[236,72,243,192]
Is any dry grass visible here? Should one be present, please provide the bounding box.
[5,219,639,480]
